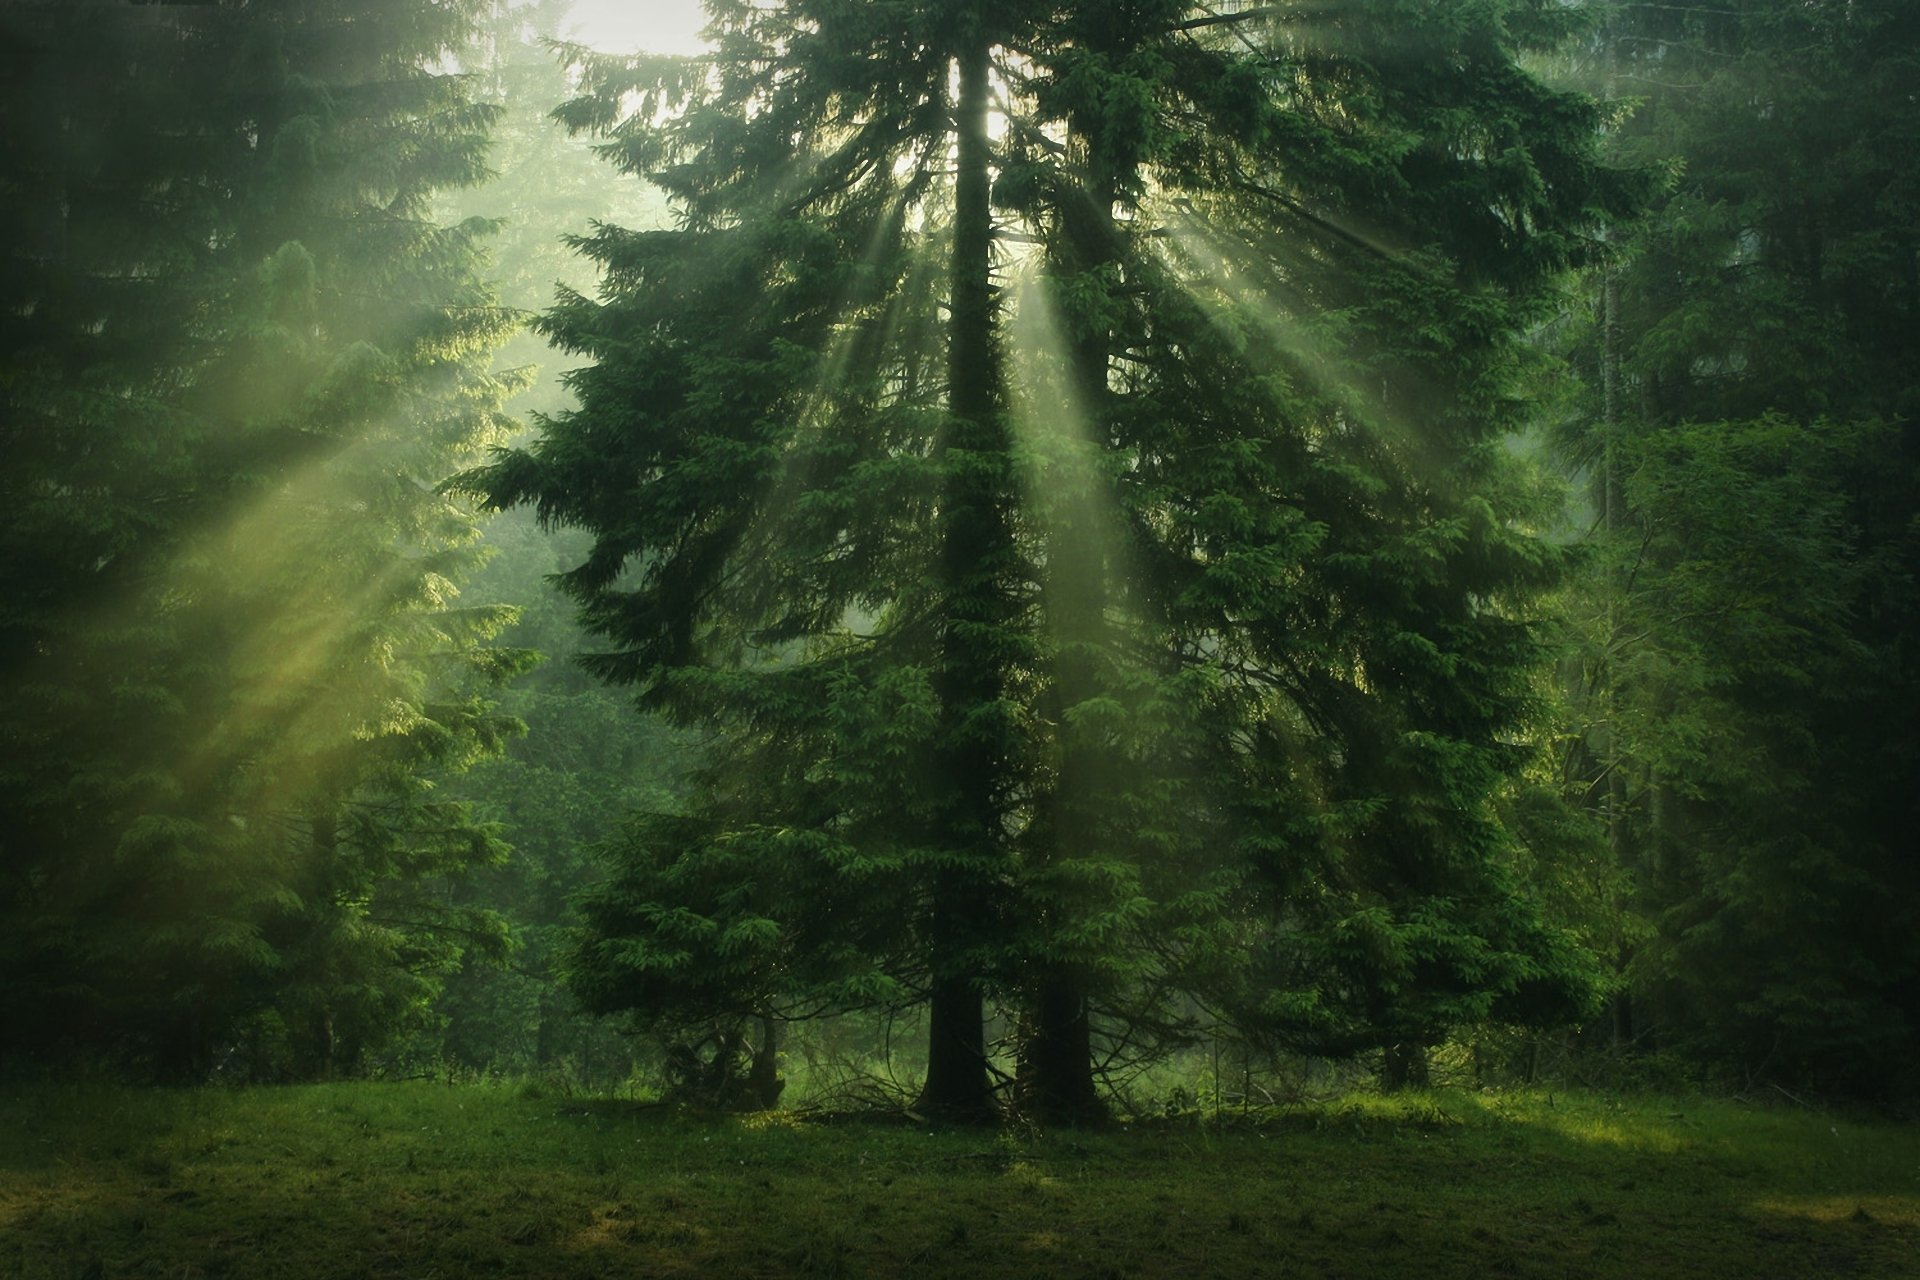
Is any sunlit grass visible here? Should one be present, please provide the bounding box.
[3,1081,1914,1279]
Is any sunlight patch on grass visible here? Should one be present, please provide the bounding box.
[1004,1159,1070,1197]
[1526,1111,1694,1155]
[736,1107,812,1132]
[1456,1089,1696,1154]
[1024,1228,1067,1251]
[1751,1195,1920,1228]
[0,1184,114,1234]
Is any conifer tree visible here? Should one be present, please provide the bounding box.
[489,0,1637,1119]
[1556,0,1919,1095]
[0,0,526,1077]
[486,0,1032,1121]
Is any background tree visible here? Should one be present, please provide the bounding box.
[0,0,526,1079]
[1553,0,1920,1096]
[416,0,696,1084]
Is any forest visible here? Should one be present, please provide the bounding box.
[1,0,1916,1274]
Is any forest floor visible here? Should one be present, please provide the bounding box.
[1,1083,1914,1279]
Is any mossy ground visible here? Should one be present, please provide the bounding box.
[2,1084,1914,1278]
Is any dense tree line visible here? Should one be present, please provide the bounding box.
[1549,0,1920,1097]
[0,0,526,1078]
[2,0,1913,1108]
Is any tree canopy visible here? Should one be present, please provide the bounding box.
[4,0,1912,1109]
[472,0,1642,1119]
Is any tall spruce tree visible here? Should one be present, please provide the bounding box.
[486,0,1030,1121]
[483,0,1637,1120]
[1008,0,1643,1105]
[0,0,526,1078]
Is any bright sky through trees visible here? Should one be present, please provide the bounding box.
[566,0,709,54]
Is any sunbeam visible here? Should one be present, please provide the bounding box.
[163,423,491,817]
[1156,201,1459,502]
[1005,255,1133,640]
[702,186,950,655]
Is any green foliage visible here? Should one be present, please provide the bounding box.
[472,0,1640,1120]
[1593,416,1915,1092]
[418,4,691,1084]
[1546,0,1920,1097]
[0,0,526,1079]
[424,520,688,1080]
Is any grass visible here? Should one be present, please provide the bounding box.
[1,1083,1914,1278]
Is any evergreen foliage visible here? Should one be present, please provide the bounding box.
[473,0,1639,1119]
[1554,0,1920,1096]
[0,0,527,1079]
[4,0,1905,1110]
[425,512,690,1078]
[423,0,691,1083]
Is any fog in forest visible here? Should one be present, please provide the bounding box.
[2,2,1915,1272]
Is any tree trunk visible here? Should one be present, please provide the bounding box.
[1019,12,1131,1122]
[918,28,1005,1126]
[747,1014,785,1111]
[1611,983,1634,1053]
[1381,1042,1431,1092]
[308,804,341,1080]
[919,973,993,1120]
[1022,970,1103,1123]
[1599,265,1638,1059]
